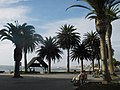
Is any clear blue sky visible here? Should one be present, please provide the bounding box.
[0,0,120,67]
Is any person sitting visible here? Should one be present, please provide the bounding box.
[79,70,87,85]
[71,73,80,83]
[71,70,87,85]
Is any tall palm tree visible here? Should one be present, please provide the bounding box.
[22,23,43,73]
[0,21,24,77]
[67,0,120,82]
[105,5,120,76]
[56,24,80,72]
[83,2,120,76]
[82,2,120,76]
[83,31,100,72]
[36,36,63,73]
[71,43,91,72]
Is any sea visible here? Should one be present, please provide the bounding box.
[0,65,14,72]
[0,65,80,73]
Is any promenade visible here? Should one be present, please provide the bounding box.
[0,73,75,90]
[0,73,119,90]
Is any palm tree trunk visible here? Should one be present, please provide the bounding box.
[13,46,22,78]
[95,18,111,82]
[100,34,111,82]
[14,60,20,77]
[98,59,101,70]
[81,59,84,72]
[24,51,28,73]
[107,38,114,75]
[48,58,51,73]
[92,59,94,72]
[106,24,114,76]
[91,48,95,72]
[67,49,70,72]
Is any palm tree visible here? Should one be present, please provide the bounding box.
[82,2,120,76]
[71,43,91,72]
[22,23,43,73]
[0,21,24,77]
[67,0,120,82]
[56,24,80,72]
[36,36,63,73]
[83,31,100,72]
[83,2,120,76]
[105,5,120,76]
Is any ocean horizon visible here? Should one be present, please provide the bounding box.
[0,65,81,73]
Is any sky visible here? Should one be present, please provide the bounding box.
[0,0,120,68]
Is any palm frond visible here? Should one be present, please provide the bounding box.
[66,4,92,11]
[111,1,120,7]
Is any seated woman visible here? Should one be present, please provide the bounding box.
[71,70,87,85]
[79,70,88,85]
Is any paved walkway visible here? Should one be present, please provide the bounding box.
[0,73,119,90]
[0,73,80,90]
[0,74,74,90]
